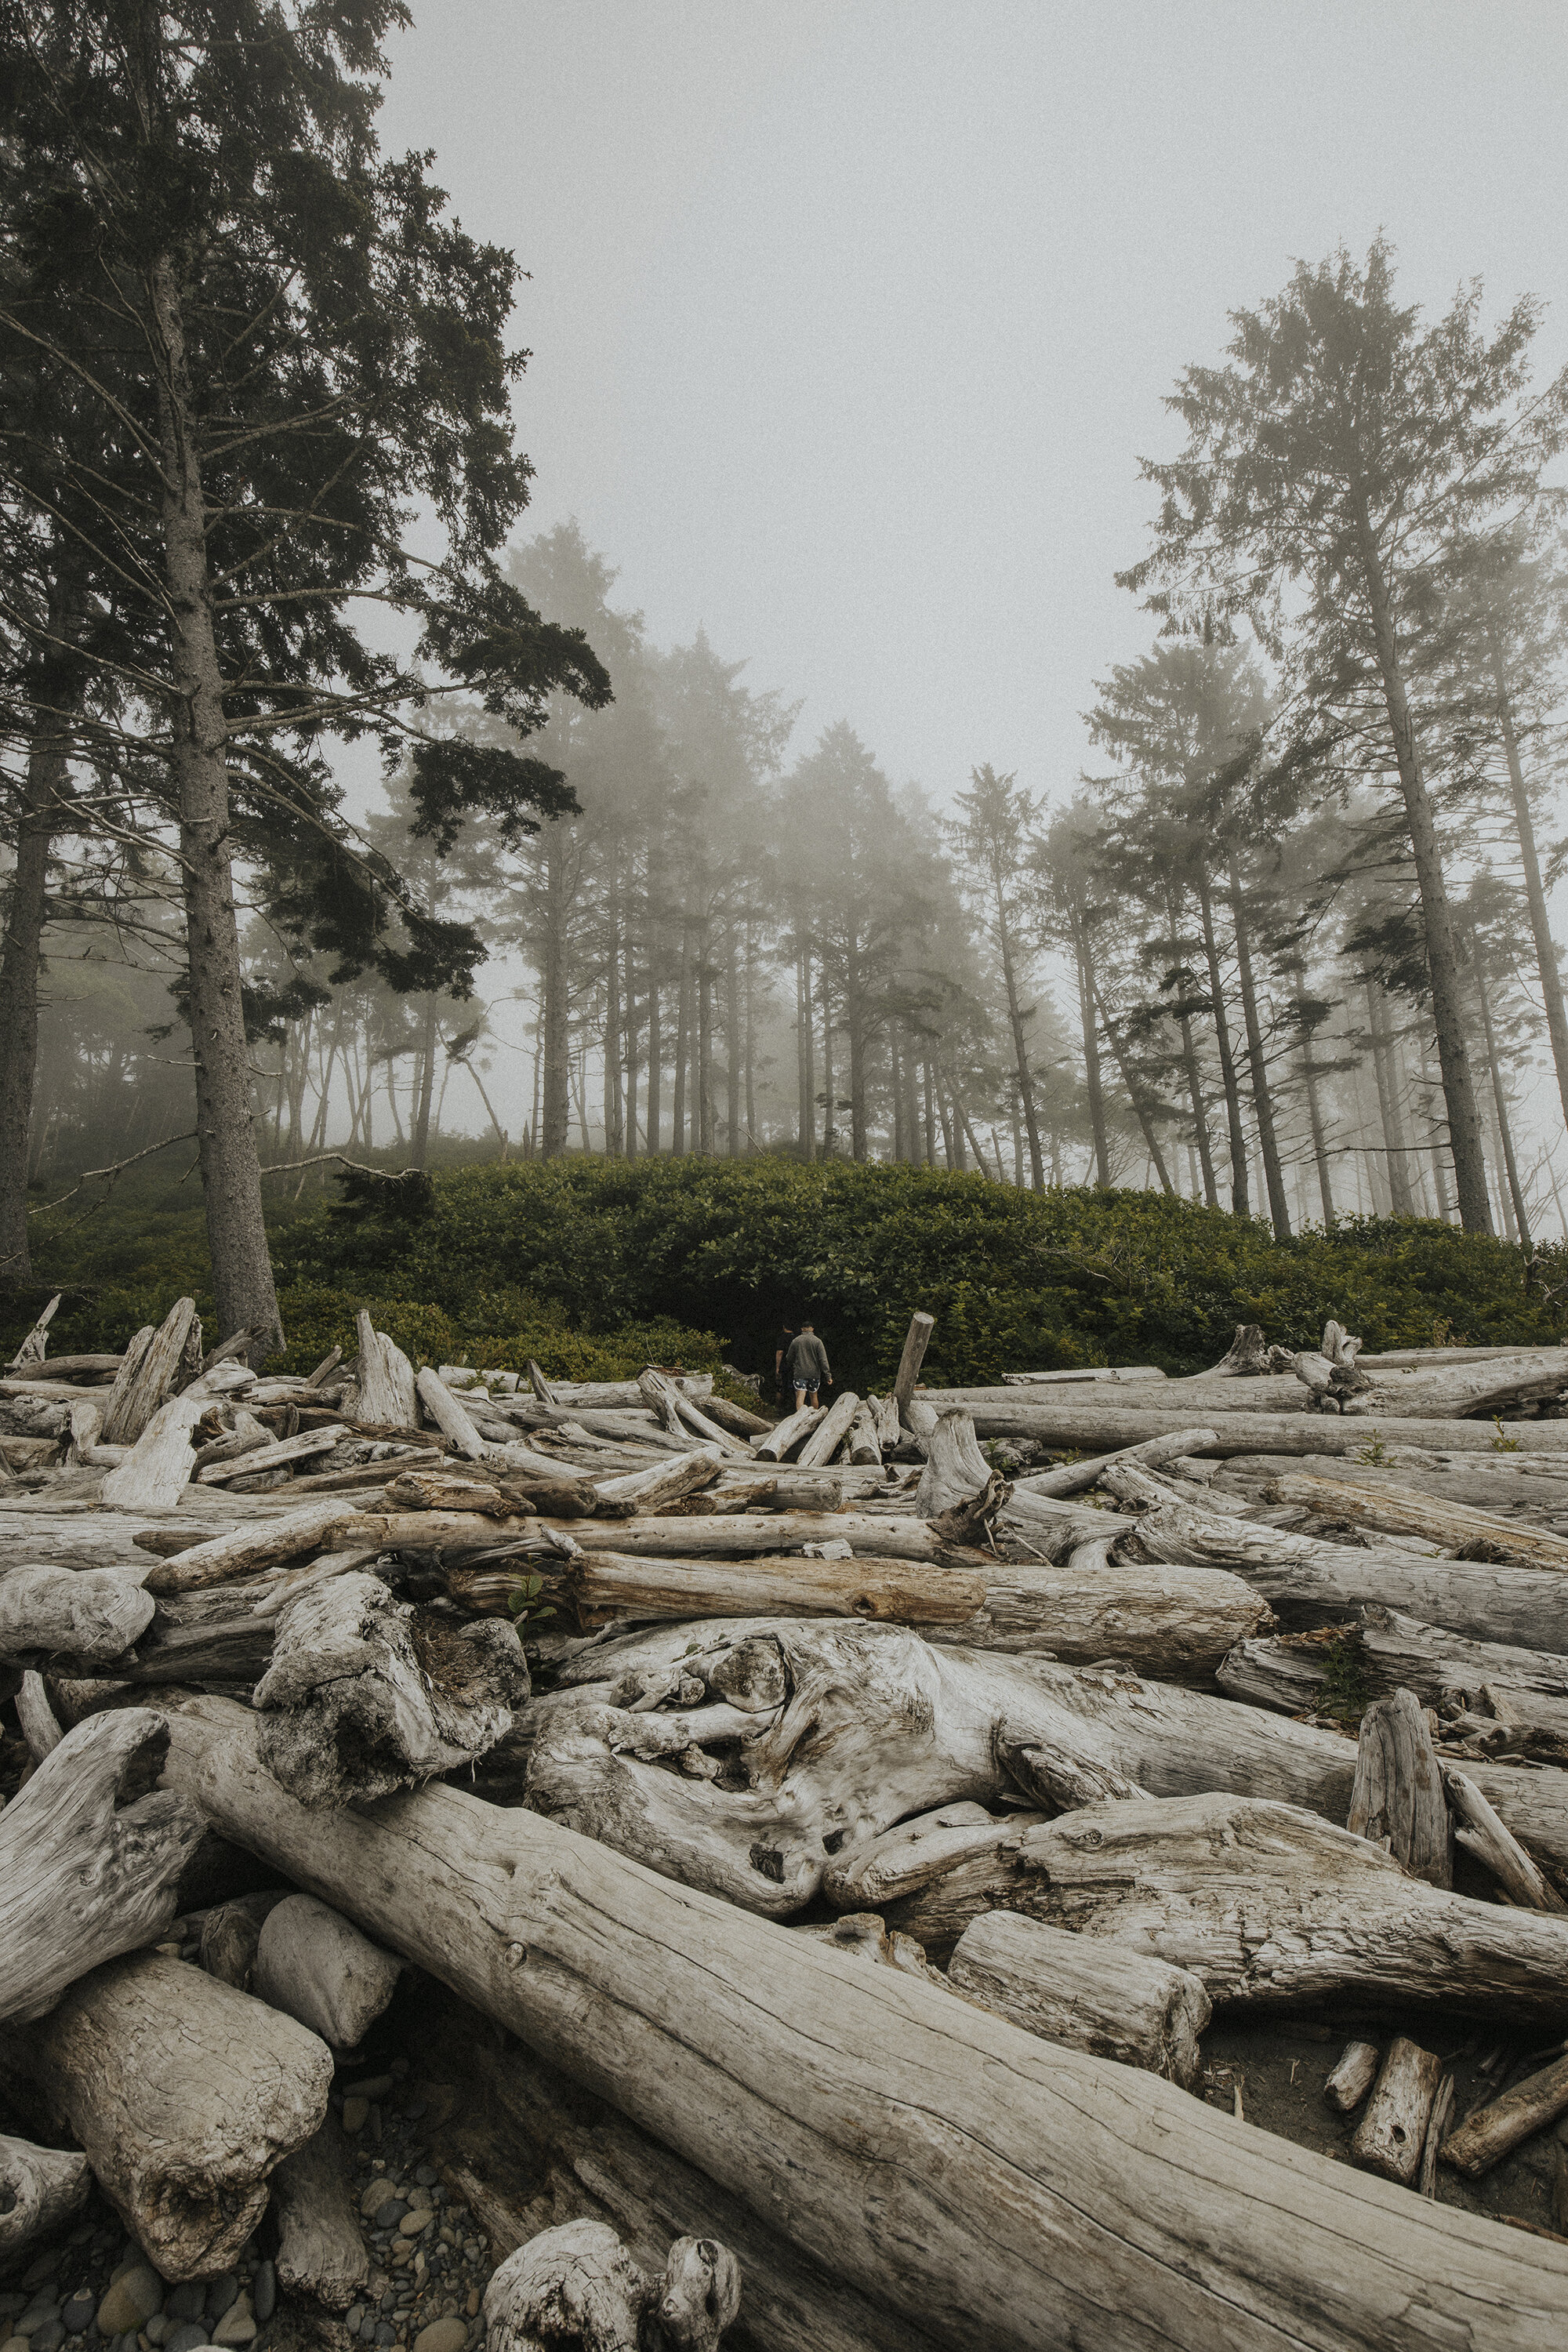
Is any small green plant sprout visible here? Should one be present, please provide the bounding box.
[1356,1431,1388,1466]
[1491,1417,1522,1453]
[1317,1630,1371,1726]
[506,1572,557,1626]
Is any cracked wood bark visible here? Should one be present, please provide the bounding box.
[1327,2043,1381,2114]
[0,1710,206,2022]
[142,1503,368,1595]
[197,1425,346,1485]
[0,1951,331,2278]
[591,1449,725,1512]
[962,1399,1568,1456]
[1267,1470,1568,1571]
[1442,2050,1568,2178]
[100,1300,200,1446]
[1351,2039,1443,2185]
[924,1557,1270,1682]
[911,1403,993,1516]
[100,1390,209,1511]
[562,1551,986,1628]
[0,2132,90,2267]
[16,1669,64,1760]
[270,2107,368,2308]
[252,1571,528,1806]
[354,1314,418,1429]
[946,1910,1210,2087]
[0,1566,154,1665]
[1444,1770,1568,1911]
[375,1511,956,1564]
[159,1697,1568,2352]
[1347,1690,1452,1888]
[881,1791,1568,2030]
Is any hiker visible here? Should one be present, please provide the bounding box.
[773,1321,796,1406]
[784,1321,833,1410]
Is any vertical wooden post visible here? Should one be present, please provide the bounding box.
[892,1311,935,1427]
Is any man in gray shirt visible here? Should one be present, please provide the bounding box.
[784,1323,832,1409]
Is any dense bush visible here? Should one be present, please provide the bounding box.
[10,1156,1563,1387]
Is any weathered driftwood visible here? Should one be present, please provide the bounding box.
[880,1791,1568,2028]
[593,1448,725,1513]
[641,1369,751,1459]
[697,1392,772,1440]
[0,2132,90,2267]
[1442,2050,1568,2178]
[911,1403,994,1518]
[197,1425,346,1484]
[1326,2042,1381,2114]
[925,1556,1269,1683]
[386,1467,517,1514]
[891,1312,935,1425]
[99,1388,209,1510]
[1445,1769,1568,1911]
[143,1502,366,1595]
[354,1312,419,1428]
[100,1298,200,1446]
[795,1389,861,1470]
[1352,2039,1443,2184]
[5,1293,61,1371]
[0,1709,206,2022]
[1016,1428,1221,1500]
[1204,1323,1272,1377]
[416,1365,488,1461]
[964,1398,1568,1457]
[1124,1490,1568,1652]
[270,2107,370,2307]
[0,1564,154,1665]
[199,1889,290,1988]
[159,1697,1568,2352]
[1116,1352,1568,1423]
[485,2217,742,2352]
[15,1667,63,1760]
[1267,1470,1568,1572]
[846,1402,883,1465]
[253,1571,528,1806]
[1419,2078,1456,2198]
[946,1910,1210,2087]
[0,1951,332,2278]
[1347,1690,1451,1888]
[753,1406,823,1463]
[560,1512,954,1563]
[564,1550,987,1628]
[252,1893,402,2048]
[794,1910,949,1987]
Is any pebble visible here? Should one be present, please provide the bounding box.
[413,2320,468,2352]
[360,2180,402,2222]
[96,2268,162,2338]
[413,2167,437,2190]
[164,2321,209,2352]
[205,2277,239,2329]
[212,2294,255,2347]
[346,2076,394,2102]
[0,2339,26,2352]
[17,2296,60,2332]
[166,2287,206,2326]
[146,2317,173,2345]
[31,2327,63,2352]
[342,2098,369,2135]
[397,2216,426,2240]
[61,2298,96,2336]
[252,2266,275,2328]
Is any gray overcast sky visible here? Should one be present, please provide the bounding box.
[379,0,1568,809]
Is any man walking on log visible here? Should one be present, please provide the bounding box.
[786,1322,833,1410]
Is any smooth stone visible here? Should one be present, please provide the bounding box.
[21,2259,58,2292]
[413,2322,467,2352]
[360,2181,401,2221]
[60,2303,96,2339]
[164,2325,208,2352]
[31,2329,64,2352]
[341,2099,368,2136]
[396,2217,426,2241]
[96,2274,162,2340]
[212,2310,254,2348]
[146,2322,173,2348]
[412,2168,437,2190]
[18,2299,60,2332]
[375,2330,395,2347]
[1,2339,27,2352]
[204,2282,238,2331]
[344,2076,394,2101]
[401,2103,425,2120]
[343,2314,363,2339]
[165,2291,205,2328]
[251,2271,274,2332]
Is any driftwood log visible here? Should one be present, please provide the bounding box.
[0,1709,206,2023]
[355,1312,418,1428]
[1326,2042,1381,2114]
[1346,1690,1451,1888]
[0,2132,90,2268]
[794,1390,861,1470]
[143,1502,367,1595]
[1266,1469,1568,1572]
[158,1697,1568,2351]
[0,1565,154,1666]
[485,2218,741,2352]
[416,1365,488,1460]
[753,1408,822,1463]
[878,1790,1568,2028]
[924,1555,1270,1682]
[946,1910,1210,2086]
[963,1398,1568,1457]
[1352,2039,1443,2185]
[561,1550,987,1628]
[270,2107,371,2307]
[100,1389,209,1510]
[99,1298,199,1446]
[252,1893,403,2048]
[0,1951,332,2278]
[1444,1770,1568,1911]
[252,1570,528,1806]
[891,1312,935,1424]
[1442,2050,1568,2177]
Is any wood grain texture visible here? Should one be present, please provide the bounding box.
[946,1909,1210,2086]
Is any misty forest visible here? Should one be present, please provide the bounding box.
[8,8,1568,2352]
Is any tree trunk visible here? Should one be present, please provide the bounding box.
[1225,855,1290,1234]
[795,945,815,1160]
[410,992,439,1170]
[151,255,284,1352]
[1194,873,1249,1214]
[1165,884,1218,1206]
[672,925,691,1153]
[1469,937,1532,1248]
[1289,962,1335,1223]
[162,1697,1568,2352]
[541,826,572,1156]
[1356,506,1492,1229]
[1069,914,1109,1187]
[645,972,661,1153]
[0,723,67,1284]
[947,1911,1210,2087]
[1490,630,1568,1135]
[1091,975,1174,1194]
[697,916,715,1154]
[604,876,624,1156]
[725,921,742,1156]
[997,886,1044,1189]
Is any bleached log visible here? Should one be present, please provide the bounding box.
[872,1392,902,1450]
[1352,2039,1443,2184]
[845,1402,882,1465]
[1419,2078,1455,2198]
[0,1708,206,2021]
[964,1396,1568,1457]
[354,1311,418,1428]
[795,1389,861,1470]
[5,1294,61,1372]
[753,1406,823,1462]
[99,1388,208,1509]
[253,1570,528,1806]
[891,1311,935,1425]
[252,1893,402,2049]
[0,1564,154,1664]
[563,1549,986,1628]
[1267,1469,1568,1572]
[911,1403,993,1516]
[197,1424,346,1483]
[100,1298,201,1446]
[0,2132,90,2267]
[1445,1769,1568,1911]
[882,1791,1568,2028]
[382,1509,955,1563]
[947,1910,1210,2087]
[592,1447,726,1512]
[270,2107,369,2307]
[1203,1323,1272,1377]
[1442,2049,1568,2177]
[160,1697,1568,2352]
[1015,1427,1221,1499]
[386,1466,515,1513]
[0,1950,332,2278]
[1347,1690,1451,1888]
[416,1364,489,1460]
[1326,2042,1381,2114]
[199,1889,289,1988]
[691,1391,771,1439]
[485,2217,741,2352]
[15,1668,63,1759]
[143,1501,368,1595]
[641,1369,751,1457]
[927,1556,1270,1682]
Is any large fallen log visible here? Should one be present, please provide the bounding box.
[561,1512,955,1563]
[526,1618,1568,1907]
[1016,1428,1221,1499]
[0,2132,90,2268]
[964,1399,1568,1457]
[161,1696,1568,2349]
[252,1893,402,2049]
[1266,1469,1568,1570]
[0,1709,206,2022]
[946,1910,1210,2087]
[880,1790,1568,2029]
[142,1501,367,1595]
[100,1298,200,1446]
[562,1550,988,1628]
[1109,1352,1568,1421]
[924,1556,1271,1682]
[270,2108,369,2307]
[252,1570,528,1806]
[0,1564,154,1664]
[0,1951,332,2278]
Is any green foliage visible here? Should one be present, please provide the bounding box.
[1316,1632,1372,1726]
[506,1573,557,1628]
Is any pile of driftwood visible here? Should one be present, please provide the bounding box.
[6,1306,1568,2350]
